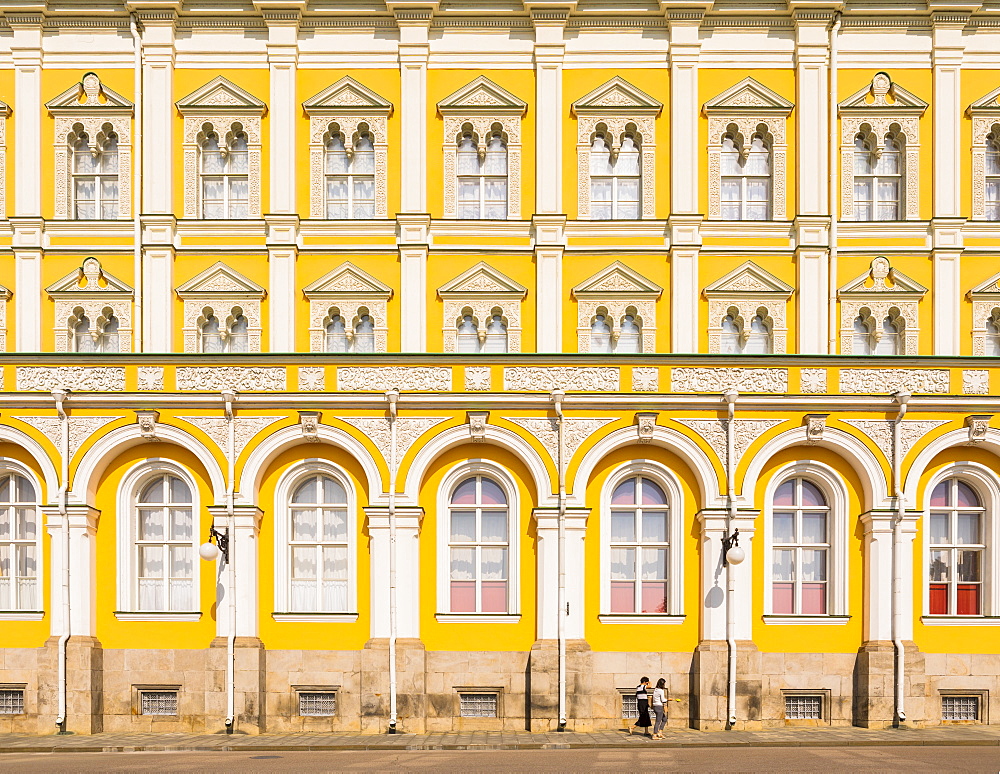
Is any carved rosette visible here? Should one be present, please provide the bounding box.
[838,368,950,394]
[137,367,164,391]
[800,369,827,394]
[576,116,656,219]
[632,367,659,392]
[964,370,990,396]
[443,116,521,219]
[576,299,656,354]
[707,116,787,220]
[182,115,262,218]
[840,116,919,221]
[54,116,133,219]
[465,366,492,391]
[309,297,389,354]
[308,115,389,219]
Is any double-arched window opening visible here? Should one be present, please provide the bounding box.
[325,306,376,354]
[590,307,642,354]
[853,130,903,222]
[71,125,119,220]
[200,125,249,219]
[71,305,120,353]
[589,126,641,220]
[721,130,771,221]
[852,308,902,355]
[456,307,508,354]
[324,125,375,219]
[200,305,249,354]
[457,125,508,220]
[720,308,771,355]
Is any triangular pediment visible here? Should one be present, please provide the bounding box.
[968,269,1000,297]
[704,261,794,297]
[46,73,133,114]
[303,77,393,116]
[438,77,527,115]
[438,262,527,297]
[572,261,663,298]
[571,77,663,116]
[176,262,266,297]
[839,72,927,114]
[176,76,267,116]
[303,262,393,298]
[838,256,927,296]
[704,78,794,115]
[45,257,133,296]
[968,86,1000,115]
[0,282,9,300]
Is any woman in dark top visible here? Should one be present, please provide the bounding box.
[631,676,652,735]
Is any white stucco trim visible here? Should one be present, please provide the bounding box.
[0,424,59,499]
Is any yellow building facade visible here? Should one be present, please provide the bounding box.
[0,0,999,735]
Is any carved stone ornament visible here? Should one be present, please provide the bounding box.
[137,367,164,391]
[18,415,124,458]
[635,412,658,444]
[838,369,949,395]
[674,418,785,470]
[175,367,286,392]
[467,411,490,442]
[805,414,829,444]
[46,73,134,220]
[298,367,326,392]
[176,76,266,219]
[503,367,620,392]
[175,262,266,353]
[963,370,990,396]
[704,261,794,354]
[670,367,788,393]
[572,262,662,354]
[178,415,284,458]
[505,417,615,465]
[17,366,126,392]
[632,367,659,392]
[303,77,392,220]
[704,78,794,221]
[965,270,1000,356]
[340,417,448,467]
[465,366,492,391]
[438,76,527,219]
[838,73,927,222]
[841,419,949,460]
[337,367,452,392]
[135,409,160,441]
[298,411,322,442]
[966,414,992,445]
[837,257,927,355]
[571,77,662,220]
[965,86,1000,220]
[45,257,135,353]
[304,262,392,353]
[800,369,827,394]
[439,263,528,353]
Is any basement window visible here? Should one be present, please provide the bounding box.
[0,689,24,714]
[140,690,178,716]
[942,695,980,722]
[459,691,499,718]
[299,691,338,717]
[784,694,822,720]
[620,691,639,719]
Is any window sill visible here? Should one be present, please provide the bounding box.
[435,614,521,624]
[598,615,685,625]
[921,616,1000,626]
[114,611,202,622]
[272,612,359,623]
[0,611,44,621]
[762,615,850,626]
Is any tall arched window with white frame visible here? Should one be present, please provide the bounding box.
[720,131,771,220]
[589,126,641,220]
[853,130,902,221]
[133,472,195,612]
[929,478,987,616]
[324,126,375,219]
[986,129,1000,221]
[608,475,670,614]
[456,126,508,220]
[287,473,350,612]
[447,475,510,614]
[200,126,249,219]
[771,477,830,615]
[72,127,119,220]
[0,468,39,611]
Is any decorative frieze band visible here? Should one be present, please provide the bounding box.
[176,367,286,392]
[838,369,949,395]
[670,367,788,393]
[17,367,126,392]
[503,367,620,392]
[337,367,452,392]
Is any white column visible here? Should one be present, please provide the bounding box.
[9,14,42,217]
[141,243,174,352]
[398,227,429,353]
[530,8,567,215]
[367,507,422,639]
[667,15,701,216]
[697,511,756,642]
[396,11,431,214]
[136,11,177,215]
[669,246,699,353]
[44,507,99,639]
[267,246,297,352]
[932,14,966,220]
[13,226,42,353]
[533,508,588,641]
[533,216,565,352]
[932,248,962,355]
[797,250,829,353]
[209,507,262,638]
[793,12,832,218]
[861,512,917,642]
[263,11,300,215]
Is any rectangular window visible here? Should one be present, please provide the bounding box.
[784,694,822,720]
[459,692,498,718]
[0,689,24,714]
[140,690,178,716]
[942,695,980,722]
[621,693,639,719]
[298,691,337,717]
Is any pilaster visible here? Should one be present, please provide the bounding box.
[931,219,965,356]
[696,509,757,642]
[397,214,430,352]
[532,507,589,641]
[860,510,918,642]
[209,506,264,638]
[795,216,831,353]
[663,3,706,216]
[931,10,971,220]
[265,215,300,352]
[7,11,43,218]
[11,217,44,352]
[140,215,176,352]
[365,506,424,639]
[667,214,702,353]
[44,506,101,639]
[532,214,566,352]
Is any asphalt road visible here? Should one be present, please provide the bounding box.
[0,746,998,773]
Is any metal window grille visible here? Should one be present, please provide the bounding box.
[140,691,178,716]
[0,690,24,714]
[785,695,822,720]
[942,695,979,721]
[299,692,337,717]
[459,692,498,718]
[621,694,639,719]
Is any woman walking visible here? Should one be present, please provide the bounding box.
[651,678,667,739]
[630,677,652,736]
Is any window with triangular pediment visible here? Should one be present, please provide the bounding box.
[704,262,793,355]
[46,257,134,353]
[837,256,926,355]
[304,262,393,353]
[966,270,1000,356]
[968,86,1000,221]
[176,262,266,353]
[438,263,527,353]
[572,262,662,354]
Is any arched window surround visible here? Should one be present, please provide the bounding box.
[435,460,521,622]
[762,461,850,622]
[46,257,134,353]
[115,459,202,620]
[0,458,43,620]
[921,462,1000,621]
[837,256,925,356]
[599,461,684,621]
[273,460,358,621]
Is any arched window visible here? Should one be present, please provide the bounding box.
[456,313,480,354]
[200,307,248,354]
[771,477,829,615]
[854,133,901,221]
[744,315,771,354]
[325,130,375,219]
[201,129,249,219]
[986,314,1000,357]
[617,313,641,354]
[354,311,375,353]
[325,311,348,353]
[74,313,95,353]
[718,312,770,354]
[609,475,669,614]
[721,134,770,220]
[288,473,349,612]
[457,130,508,220]
[852,315,873,355]
[200,311,223,354]
[0,469,39,611]
[590,131,641,220]
[590,313,612,354]
[228,310,249,353]
[483,311,508,354]
[73,132,119,220]
[986,131,1000,221]
[720,314,740,355]
[874,316,900,355]
[134,473,194,612]
[448,475,509,614]
[929,478,985,616]
[101,312,120,353]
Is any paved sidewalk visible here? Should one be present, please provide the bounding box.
[1,725,999,753]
